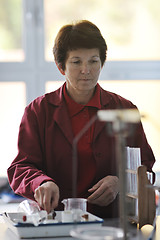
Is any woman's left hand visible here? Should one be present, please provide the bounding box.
[87,176,119,206]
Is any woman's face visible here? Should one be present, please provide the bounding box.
[63,48,102,96]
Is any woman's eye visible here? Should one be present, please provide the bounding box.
[73,61,81,64]
[90,60,98,63]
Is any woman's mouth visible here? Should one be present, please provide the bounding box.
[80,78,91,81]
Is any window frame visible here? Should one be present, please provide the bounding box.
[0,0,160,105]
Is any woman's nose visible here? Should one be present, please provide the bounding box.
[81,63,90,74]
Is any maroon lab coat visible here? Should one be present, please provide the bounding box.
[7,84,155,218]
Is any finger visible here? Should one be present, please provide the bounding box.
[88,186,97,192]
[51,196,59,209]
[34,188,38,201]
[34,182,60,213]
[88,189,113,206]
[51,187,60,209]
[88,181,102,192]
[88,184,117,206]
[50,198,57,210]
[44,188,59,213]
[34,186,41,199]
[88,185,105,201]
[34,187,44,208]
[89,178,114,199]
[43,192,52,213]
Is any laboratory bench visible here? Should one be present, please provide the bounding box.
[0,202,146,240]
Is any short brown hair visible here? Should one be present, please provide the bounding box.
[53,20,107,70]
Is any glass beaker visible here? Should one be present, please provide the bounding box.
[61,198,87,222]
[62,198,87,212]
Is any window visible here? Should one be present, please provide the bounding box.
[44,0,160,61]
[0,0,24,62]
[0,82,26,175]
[0,0,160,176]
[99,79,160,171]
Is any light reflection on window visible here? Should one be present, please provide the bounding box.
[0,0,24,62]
[0,82,26,176]
[44,0,160,61]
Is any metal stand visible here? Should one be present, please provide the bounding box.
[98,109,140,240]
[72,108,140,239]
[112,120,128,240]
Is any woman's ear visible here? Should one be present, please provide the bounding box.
[55,62,65,75]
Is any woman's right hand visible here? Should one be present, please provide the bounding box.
[34,181,59,213]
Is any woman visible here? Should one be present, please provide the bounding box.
[7,20,155,218]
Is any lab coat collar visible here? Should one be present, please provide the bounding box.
[46,82,113,108]
[46,83,113,144]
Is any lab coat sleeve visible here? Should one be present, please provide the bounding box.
[133,120,155,173]
[7,100,54,200]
